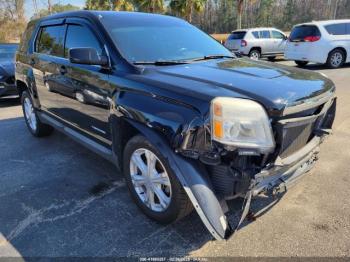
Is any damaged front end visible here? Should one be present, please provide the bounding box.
[176,91,336,240]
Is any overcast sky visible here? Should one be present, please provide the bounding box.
[24,0,86,19]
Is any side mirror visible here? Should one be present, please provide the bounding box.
[69,48,109,66]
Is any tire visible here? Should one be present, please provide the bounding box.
[267,56,276,62]
[326,49,345,69]
[249,49,261,60]
[21,91,54,137]
[295,60,309,67]
[75,91,85,103]
[123,135,193,224]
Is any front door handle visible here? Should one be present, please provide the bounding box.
[60,66,67,75]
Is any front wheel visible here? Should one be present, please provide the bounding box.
[123,135,193,224]
[295,60,309,67]
[21,91,53,137]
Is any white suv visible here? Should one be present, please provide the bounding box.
[224,28,287,61]
[285,20,350,68]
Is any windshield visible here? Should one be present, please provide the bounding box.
[0,44,18,61]
[99,12,233,63]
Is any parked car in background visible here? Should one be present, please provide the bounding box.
[224,28,287,60]
[0,43,18,98]
[16,11,336,240]
[285,20,350,68]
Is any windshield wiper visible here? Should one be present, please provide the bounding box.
[190,54,235,62]
[133,60,189,66]
[133,55,235,66]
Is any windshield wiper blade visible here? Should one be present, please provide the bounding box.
[133,60,189,66]
[191,55,235,62]
[133,55,234,65]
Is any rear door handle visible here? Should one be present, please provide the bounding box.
[59,66,67,75]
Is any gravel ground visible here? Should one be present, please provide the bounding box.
[0,61,349,258]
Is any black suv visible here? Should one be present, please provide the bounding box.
[16,11,336,240]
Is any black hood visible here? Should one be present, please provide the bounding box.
[138,58,335,116]
[0,60,15,76]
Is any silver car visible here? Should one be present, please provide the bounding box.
[224,27,287,61]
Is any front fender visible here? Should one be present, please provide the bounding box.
[126,119,231,240]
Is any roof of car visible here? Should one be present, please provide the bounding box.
[38,10,182,24]
[295,19,350,27]
[232,27,281,32]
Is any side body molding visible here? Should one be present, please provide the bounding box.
[126,119,231,240]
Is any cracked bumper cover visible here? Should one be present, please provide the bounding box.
[252,135,322,197]
[222,134,327,240]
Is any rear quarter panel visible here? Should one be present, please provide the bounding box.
[328,35,350,63]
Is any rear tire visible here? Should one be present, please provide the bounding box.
[295,60,309,67]
[21,91,53,137]
[123,135,193,224]
[326,49,345,69]
[249,49,261,60]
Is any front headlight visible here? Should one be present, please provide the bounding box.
[211,97,275,154]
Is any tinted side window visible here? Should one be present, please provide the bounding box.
[252,31,260,38]
[36,25,65,57]
[272,30,285,39]
[325,23,347,35]
[65,24,102,57]
[261,30,271,38]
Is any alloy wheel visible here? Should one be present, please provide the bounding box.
[129,148,172,212]
[330,52,343,68]
[250,51,260,60]
[23,97,37,131]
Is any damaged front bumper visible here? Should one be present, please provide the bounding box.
[252,135,322,197]
[222,96,336,240]
[200,95,335,240]
[223,134,327,240]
